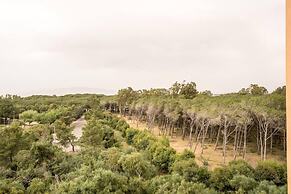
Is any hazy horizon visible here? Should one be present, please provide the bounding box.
[0,0,285,96]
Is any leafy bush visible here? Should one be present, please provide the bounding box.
[125,128,139,145]
[55,168,128,194]
[118,152,157,179]
[132,131,156,150]
[171,159,210,184]
[99,147,123,172]
[250,180,287,194]
[148,142,176,173]
[27,178,48,194]
[254,160,287,185]
[146,174,183,194]
[81,120,117,148]
[210,167,233,192]
[229,175,257,193]
[228,160,255,178]
[0,179,25,194]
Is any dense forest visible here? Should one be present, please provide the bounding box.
[0,82,287,193]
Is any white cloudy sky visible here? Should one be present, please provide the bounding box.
[0,0,285,96]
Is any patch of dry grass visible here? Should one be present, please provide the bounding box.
[122,116,286,170]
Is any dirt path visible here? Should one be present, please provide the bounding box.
[71,116,87,140]
[122,116,285,169]
[53,116,87,153]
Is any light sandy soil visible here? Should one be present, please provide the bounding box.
[53,116,87,153]
[122,116,286,169]
[71,116,87,140]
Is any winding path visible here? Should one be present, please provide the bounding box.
[71,116,87,140]
[53,116,87,152]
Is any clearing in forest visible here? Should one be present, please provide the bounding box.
[122,116,285,169]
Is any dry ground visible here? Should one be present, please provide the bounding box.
[53,116,87,153]
[122,116,286,169]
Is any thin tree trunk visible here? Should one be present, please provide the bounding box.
[214,125,222,150]
[233,126,238,159]
[223,127,227,164]
[194,127,202,154]
[243,125,247,159]
[270,128,273,154]
[263,127,268,160]
[201,121,209,155]
[182,119,186,140]
[71,142,75,152]
[189,120,195,149]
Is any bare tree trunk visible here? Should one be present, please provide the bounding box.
[259,129,264,160]
[270,128,273,154]
[201,121,209,155]
[238,126,243,155]
[71,142,75,152]
[194,126,203,154]
[263,127,268,160]
[182,119,186,140]
[214,125,222,150]
[256,128,260,154]
[223,127,227,164]
[233,126,238,160]
[189,120,195,149]
[243,125,247,159]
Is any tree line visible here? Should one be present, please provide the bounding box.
[102,82,286,162]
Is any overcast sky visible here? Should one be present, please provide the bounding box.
[0,0,285,96]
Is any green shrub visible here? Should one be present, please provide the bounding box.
[210,167,233,192]
[99,147,123,172]
[148,142,176,173]
[228,160,255,178]
[254,160,287,185]
[250,180,287,194]
[0,179,25,194]
[176,149,195,161]
[125,128,139,145]
[27,178,48,194]
[127,177,147,194]
[118,152,157,179]
[55,168,128,194]
[171,159,210,184]
[132,131,156,150]
[81,120,117,148]
[230,175,258,193]
[146,174,183,194]
[177,181,218,194]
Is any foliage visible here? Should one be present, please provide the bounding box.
[254,160,287,185]
[53,120,76,150]
[229,175,258,193]
[118,152,157,179]
[0,93,287,194]
[148,142,176,173]
[54,168,128,194]
[80,119,117,148]
[0,122,29,166]
[19,110,39,124]
[250,181,287,194]
[171,158,210,184]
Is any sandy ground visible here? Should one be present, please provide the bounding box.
[122,116,286,169]
[71,116,87,140]
[53,116,87,153]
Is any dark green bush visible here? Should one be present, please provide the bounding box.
[254,160,287,185]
